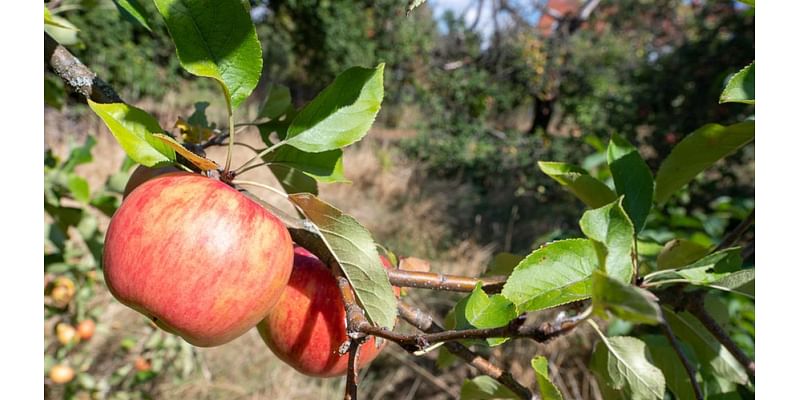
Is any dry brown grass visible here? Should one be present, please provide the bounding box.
[45,103,601,399]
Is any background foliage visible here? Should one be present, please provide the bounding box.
[45,0,754,398]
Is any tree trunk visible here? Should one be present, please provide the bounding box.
[529,96,554,134]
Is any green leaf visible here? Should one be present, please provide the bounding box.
[641,335,701,400]
[264,146,347,183]
[66,175,91,204]
[589,329,666,400]
[285,64,384,152]
[657,239,709,270]
[709,269,754,298]
[63,136,96,173]
[460,376,521,400]
[607,134,653,233]
[45,204,83,232]
[647,248,743,287]
[465,283,516,346]
[154,0,262,109]
[579,198,634,282]
[44,14,80,46]
[112,0,153,32]
[501,239,599,312]
[532,356,564,400]
[736,0,754,6]
[259,85,293,120]
[288,193,397,329]
[720,62,754,105]
[538,161,617,208]
[45,8,77,30]
[484,252,525,277]
[270,165,318,195]
[592,271,662,325]
[662,308,749,385]
[87,101,176,166]
[654,122,755,204]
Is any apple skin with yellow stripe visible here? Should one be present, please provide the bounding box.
[257,247,399,377]
[104,172,294,347]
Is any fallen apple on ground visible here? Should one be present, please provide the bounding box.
[258,246,399,377]
[76,319,96,341]
[56,323,79,346]
[48,364,75,384]
[103,172,294,347]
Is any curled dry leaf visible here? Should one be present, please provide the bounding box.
[153,133,218,171]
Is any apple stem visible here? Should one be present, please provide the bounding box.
[223,94,235,173]
[232,141,286,175]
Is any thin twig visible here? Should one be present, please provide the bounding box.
[344,338,362,400]
[45,33,122,103]
[398,302,533,400]
[685,295,755,379]
[387,269,506,294]
[713,210,755,252]
[661,311,704,400]
[337,277,370,338]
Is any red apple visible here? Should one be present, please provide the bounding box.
[257,247,398,377]
[103,172,294,347]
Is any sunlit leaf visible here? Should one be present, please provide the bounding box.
[720,62,754,105]
[580,198,634,282]
[87,100,176,167]
[285,64,384,152]
[45,13,80,45]
[154,0,262,109]
[288,193,397,329]
[66,175,91,204]
[654,122,754,204]
[532,356,564,400]
[538,161,616,208]
[45,8,76,30]
[465,283,516,346]
[590,328,666,400]
[501,239,599,312]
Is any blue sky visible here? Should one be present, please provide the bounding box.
[429,0,542,39]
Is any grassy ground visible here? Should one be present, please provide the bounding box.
[45,96,602,399]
